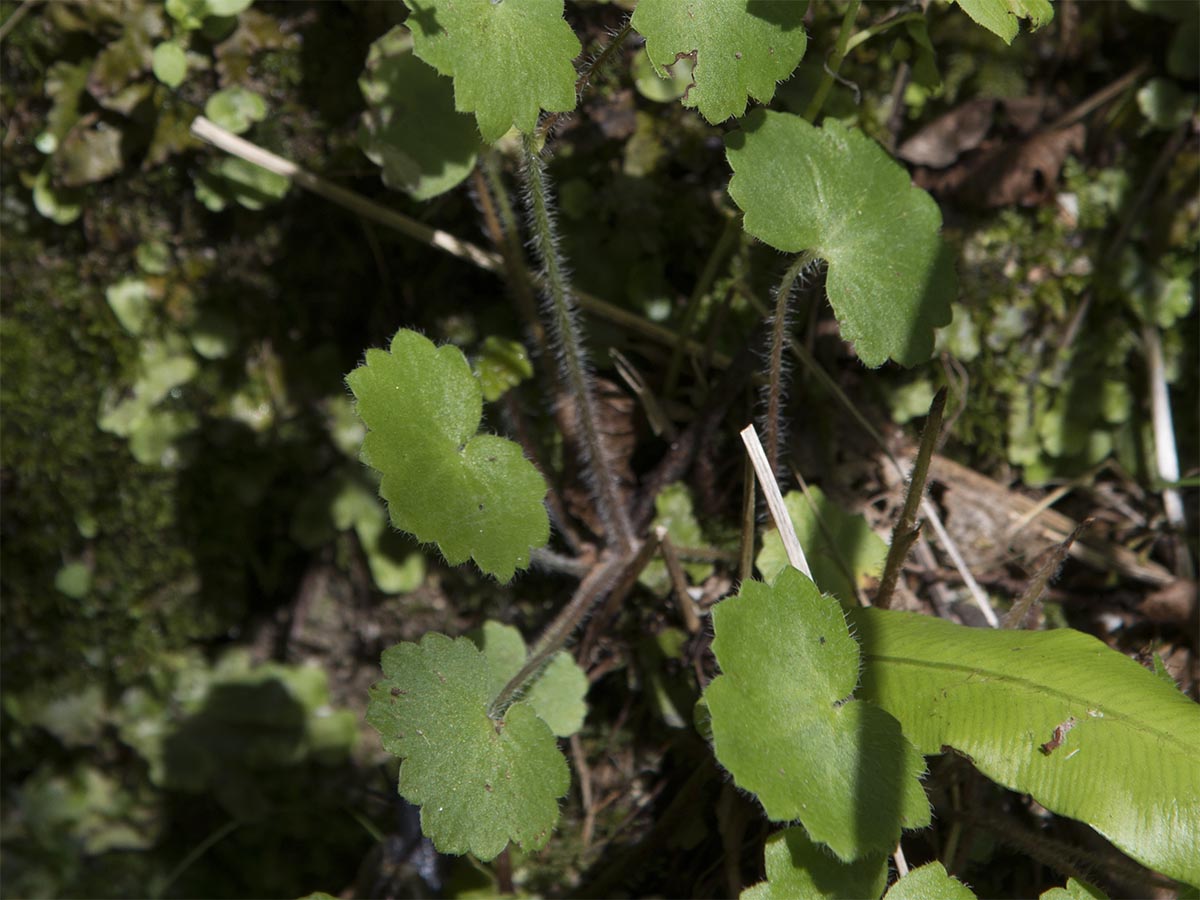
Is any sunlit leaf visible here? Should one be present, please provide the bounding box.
[151,41,188,88]
[883,862,977,900]
[1040,877,1109,900]
[951,0,1054,44]
[705,567,930,861]
[631,0,809,123]
[851,608,1200,885]
[402,0,580,142]
[727,110,956,367]
[756,487,887,604]
[346,329,549,581]
[204,86,267,134]
[474,621,588,737]
[367,633,570,860]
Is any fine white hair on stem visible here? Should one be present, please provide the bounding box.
[519,131,634,550]
[758,253,819,483]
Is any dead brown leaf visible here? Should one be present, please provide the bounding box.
[898,97,996,169]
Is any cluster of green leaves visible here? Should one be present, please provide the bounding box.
[23,0,293,225]
[343,1,1199,895]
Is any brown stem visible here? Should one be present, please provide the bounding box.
[763,253,814,477]
[875,388,947,609]
[489,548,633,718]
[1002,519,1091,628]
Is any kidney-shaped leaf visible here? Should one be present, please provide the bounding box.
[631,0,809,124]
[727,110,956,367]
[359,26,482,200]
[741,827,889,900]
[403,0,580,142]
[475,621,588,738]
[850,608,1200,886]
[366,633,570,860]
[346,329,549,581]
[704,567,930,861]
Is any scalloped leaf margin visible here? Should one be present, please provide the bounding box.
[346,328,549,582]
[366,633,569,860]
[704,567,930,861]
[726,109,956,367]
[402,0,580,142]
[631,0,810,124]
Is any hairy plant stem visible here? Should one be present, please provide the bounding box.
[875,388,946,609]
[488,548,632,719]
[520,131,635,550]
[804,0,861,122]
[475,155,545,354]
[190,116,728,367]
[539,17,633,140]
[763,252,815,477]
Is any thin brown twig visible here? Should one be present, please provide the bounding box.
[1002,519,1092,629]
[875,388,947,610]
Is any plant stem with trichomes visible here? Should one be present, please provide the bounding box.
[763,252,815,477]
[520,131,635,551]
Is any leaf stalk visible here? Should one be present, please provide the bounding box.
[520,131,635,550]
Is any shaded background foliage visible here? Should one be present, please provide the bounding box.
[1,0,1196,897]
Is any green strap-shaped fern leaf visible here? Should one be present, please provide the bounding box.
[850,608,1200,887]
[346,329,549,581]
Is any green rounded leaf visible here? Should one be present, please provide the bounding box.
[106,277,151,336]
[474,621,588,737]
[704,567,930,861]
[883,862,977,900]
[1041,883,1104,900]
[359,26,482,200]
[55,562,93,599]
[151,41,188,88]
[1040,878,1109,900]
[474,335,533,402]
[631,0,809,124]
[727,110,956,367]
[346,329,549,581]
[204,86,267,134]
[640,482,714,595]
[741,827,889,900]
[367,634,570,860]
[402,0,581,142]
[951,0,1054,44]
[756,487,887,604]
[850,608,1200,886]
